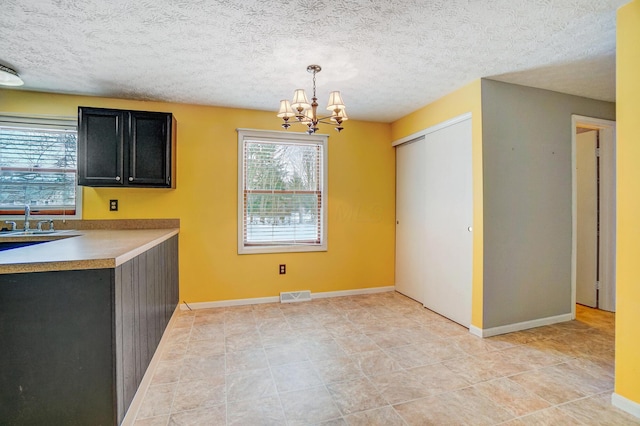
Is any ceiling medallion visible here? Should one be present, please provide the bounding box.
[0,64,24,86]
[277,65,347,135]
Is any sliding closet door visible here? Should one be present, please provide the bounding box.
[395,116,473,327]
[395,138,427,303]
[422,118,473,327]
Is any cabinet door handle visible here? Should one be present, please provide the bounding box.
[128,177,134,182]
[115,176,121,181]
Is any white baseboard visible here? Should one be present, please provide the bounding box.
[612,393,640,419]
[180,286,396,310]
[121,306,181,426]
[469,313,573,338]
[180,295,280,310]
[469,325,483,337]
[312,286,395,299]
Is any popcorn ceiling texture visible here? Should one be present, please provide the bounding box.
[0,0,624,122]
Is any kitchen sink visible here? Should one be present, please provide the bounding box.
[0,240,48,252]
[0,229,76,237]
[0,230,78,251]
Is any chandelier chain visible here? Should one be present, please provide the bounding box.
[312,70,317,99]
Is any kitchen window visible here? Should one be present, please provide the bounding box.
[238,129,327,254]
[0,114,81,219]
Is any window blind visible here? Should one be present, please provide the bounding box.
[0,115,78,216]
[238,130,327,253]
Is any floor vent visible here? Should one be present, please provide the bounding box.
[280,290,312,303]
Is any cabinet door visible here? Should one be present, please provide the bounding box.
[128,112,172,187]
[78,107,125,186]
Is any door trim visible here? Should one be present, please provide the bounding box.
[391,112,472,147]
[571,115,617,317]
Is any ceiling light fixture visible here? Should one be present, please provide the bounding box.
[0,64,24,86]
[277,65,347,135]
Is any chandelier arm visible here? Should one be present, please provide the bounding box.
[289,116,340,125]
[316,115,341,123]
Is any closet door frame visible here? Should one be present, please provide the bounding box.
[393,112,473,327]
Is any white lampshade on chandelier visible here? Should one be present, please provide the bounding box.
[277,65,347,134]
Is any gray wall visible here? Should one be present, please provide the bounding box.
[481,79,615,329]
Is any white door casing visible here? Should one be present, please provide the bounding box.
[571,115,616,314]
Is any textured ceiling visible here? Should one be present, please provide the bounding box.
[0,0,626,122]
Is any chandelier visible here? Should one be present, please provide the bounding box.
[277,65,347,134]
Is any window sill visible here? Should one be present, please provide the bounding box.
[238,244,327,255]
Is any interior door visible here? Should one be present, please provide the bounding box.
[395,138,427,303]
[421,118,473,327]
[395,116,473,326]
[576,130,598,307]
[598,126,616,312]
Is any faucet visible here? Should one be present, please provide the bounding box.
[37,219,54,232]
[24,204,30,231]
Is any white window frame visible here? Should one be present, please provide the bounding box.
[0,113,82,220]
[237,128,328,254]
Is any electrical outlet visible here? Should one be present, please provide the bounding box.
[109,199,118,211]
[279,264,286,274]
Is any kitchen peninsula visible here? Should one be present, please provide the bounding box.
[0,220,179,425]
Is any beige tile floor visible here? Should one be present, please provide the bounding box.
[132,292,639,425]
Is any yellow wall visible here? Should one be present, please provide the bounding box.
[615,0,640,406]
[0,89,396,303]
[390,80,484,328]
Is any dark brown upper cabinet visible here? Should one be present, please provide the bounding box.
[78,107,176,188]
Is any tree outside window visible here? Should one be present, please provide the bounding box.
[0,117,79,217]
[238,130,327,254]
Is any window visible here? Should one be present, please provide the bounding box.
[0,114,81,218]
[238,129,328,254]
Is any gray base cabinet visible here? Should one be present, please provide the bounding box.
[115,236,179,422]
[0,235,178,425]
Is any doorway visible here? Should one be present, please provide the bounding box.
[572,115,616,314]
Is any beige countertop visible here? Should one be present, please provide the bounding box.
[0,228,179,274]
